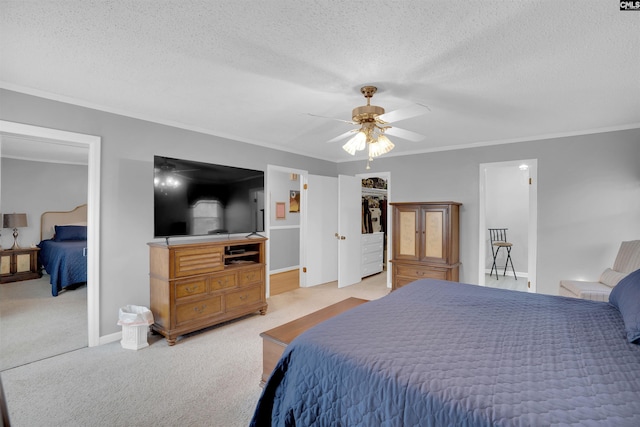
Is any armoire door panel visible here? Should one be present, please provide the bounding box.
[399,211,418,257]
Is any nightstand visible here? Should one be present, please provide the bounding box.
[0,247,42,283]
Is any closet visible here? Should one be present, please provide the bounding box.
[361,177,387,278]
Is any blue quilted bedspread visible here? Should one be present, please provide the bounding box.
[252,279,640,426]
[38,239,87,296]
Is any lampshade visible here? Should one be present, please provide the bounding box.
[368,134,395,158]
[3,213,27,229]
[342,131,367,155]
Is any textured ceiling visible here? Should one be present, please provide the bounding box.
[1,1,639,163]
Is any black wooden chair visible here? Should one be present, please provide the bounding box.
[488,228,517,280]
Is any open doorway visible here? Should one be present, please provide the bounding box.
[478,160,537,293]
[266,165,307,296]
[358,172,391,288]
[0,120,100,364]
[303,172,391,289]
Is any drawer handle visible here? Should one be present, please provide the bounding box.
[416,271,425,276]
[244,273,255,281]
[217,279,228,286]
[239,294,248,301]
[193,305,207,313]
[185,286,197,293]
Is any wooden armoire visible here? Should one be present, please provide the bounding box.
[390,202,461,290]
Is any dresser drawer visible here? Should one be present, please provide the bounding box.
[238,267,263,286]
[226,285,262,310]
[362,241,384,254]
[394,264,449,281]
[362,261,383,277]
[173,247,224,278]
[176,296,223,324]
[362,251,383,265]
[361,232,384,245]
[210,273,237,291]
[174,277,207,300]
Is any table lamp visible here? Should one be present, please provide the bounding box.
[3,213,28,250]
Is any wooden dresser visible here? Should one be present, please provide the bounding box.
[148,237,267,345]
[390,202,461,290]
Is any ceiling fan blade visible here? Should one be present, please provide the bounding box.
[377,103,431,123]
[385,126,425,142]
[307,113,356,125]
[327,129,357,143]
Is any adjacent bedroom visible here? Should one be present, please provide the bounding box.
[0,147,89,372]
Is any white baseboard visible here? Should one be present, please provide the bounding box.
[99,331,122,346]
[484,268,527,279]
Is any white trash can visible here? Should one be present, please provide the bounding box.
[118,305,154,350]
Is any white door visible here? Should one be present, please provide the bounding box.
[304,175,338,287]
[338,175,362,288]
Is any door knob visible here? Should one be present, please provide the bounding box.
[335,233,346,240]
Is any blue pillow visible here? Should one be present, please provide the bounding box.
[609,268,640,344]
[54,225,87,242]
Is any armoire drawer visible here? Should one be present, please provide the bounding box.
[394,264,449,281]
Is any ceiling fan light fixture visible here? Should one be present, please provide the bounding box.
[369,134,395,158]
[342,130,366,155]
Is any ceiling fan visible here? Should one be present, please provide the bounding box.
[310,85,430,168]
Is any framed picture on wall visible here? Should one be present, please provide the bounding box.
[289,191,300,213]
[276,202,286,219]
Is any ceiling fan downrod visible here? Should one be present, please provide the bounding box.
[352,86,385,123]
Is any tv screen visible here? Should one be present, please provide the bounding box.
[153,156,265,238]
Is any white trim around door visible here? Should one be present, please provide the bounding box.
[0,120,101,346]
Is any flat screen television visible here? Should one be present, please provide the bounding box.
[153,156,265,238]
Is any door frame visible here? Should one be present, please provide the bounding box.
[0,120,101,346]
[478,159,537,292]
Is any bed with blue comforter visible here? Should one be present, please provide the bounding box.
[38,225,87,296]
[252,278,640,426]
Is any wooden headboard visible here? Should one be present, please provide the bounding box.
[40,204,88,241]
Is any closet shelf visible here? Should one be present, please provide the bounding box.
[362,188,387,196]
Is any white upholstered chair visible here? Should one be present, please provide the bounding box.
[559,240,640,301]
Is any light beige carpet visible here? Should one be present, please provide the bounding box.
[0,276,87,371]
[1,274,389,427]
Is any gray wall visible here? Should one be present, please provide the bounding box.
[1,157,88,248]
[337,129,640,295]
[268,169,302,271]
[0,89,336,336]
[2,89,639,336]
